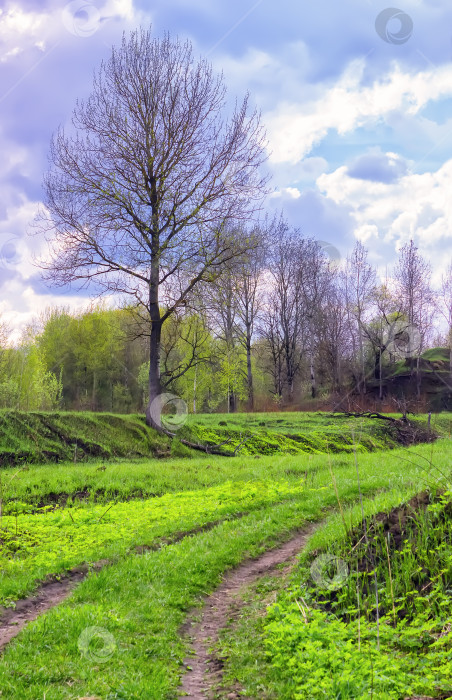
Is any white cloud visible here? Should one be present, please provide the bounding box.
[0,1,138,62]
[0,283,94,344]
[269,187,301,200]
[0,5,51,59]
[317,159,452,283]
[265,60,452,164]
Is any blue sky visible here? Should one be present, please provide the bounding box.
[1,0,452,338]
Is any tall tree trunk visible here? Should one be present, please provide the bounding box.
[360,334,366,395]
[449,330,452,383]
[379,349,383,401]
[374,350,380,381]
[146,248,163,429]
[193,363,197,414]
[310,353,316,399]
[285,338,294,402]
[310,324,316,399]
[92,370,97,411]
[416,354,422,399]
[146,316,162,429]
[246,322,254,410]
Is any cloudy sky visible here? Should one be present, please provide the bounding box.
[1,0,452,339]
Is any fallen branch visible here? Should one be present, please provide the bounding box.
[160,427,235,456]
[332,411,403,424]
[233,432,256,456]
[179,437,234,456]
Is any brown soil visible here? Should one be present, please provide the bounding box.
[178,521,318,699]
[371,490,432,548]
[0,563,102,652]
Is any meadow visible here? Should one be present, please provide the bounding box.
[0,410,451,698]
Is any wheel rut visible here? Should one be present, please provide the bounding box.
[0,515,247,653]
[179,521,318,699]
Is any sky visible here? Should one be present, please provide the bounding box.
[1,0,452,340]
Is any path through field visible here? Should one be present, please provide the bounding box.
[0,561,109,652]
[179,522,317,699]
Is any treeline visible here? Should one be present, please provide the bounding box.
[1,220,451,413]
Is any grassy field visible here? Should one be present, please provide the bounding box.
[0,411,451,698]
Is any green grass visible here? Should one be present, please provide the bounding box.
[0,411,451,698]
[5,411,448,511]
[213,455,452,699]
[0,499,323,699]
[0,479,308,604]
[0,410,172,465]
[421,346,450,363]
[1,409,442,469]
[0,479,440,699]
[2,436,451,604]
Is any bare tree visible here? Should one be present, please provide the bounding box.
[36,28,268,430]
[439,259,452,379]
[393,240,434,396]
[234,227,266,410]
[259,289,285,400]
[342,241,376,394]
[316,269,348,394]
[362,284,402,401]
[204,262,242,412]
[267,220,304,402]
[297,239,331,398]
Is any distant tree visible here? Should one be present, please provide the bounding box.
[439,259,452,379]
[259,289,285,400]
[361,284,403,401]
[205,225,266,411]
[203,262,242,412]
[264,219,304,402]
[342,241,376,394]
[37,28,268,430]
[297,238,331,399]
[316,268,348,393]
[393,240,434,396]
[233,228,266,410]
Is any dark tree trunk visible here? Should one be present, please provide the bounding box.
[310,356,316,399]
[246,321,254,410]
[92,370,97,411]
[416,354,422,399]
[146,246,163,429]
[146,316,162,429]
[374,349,381,380]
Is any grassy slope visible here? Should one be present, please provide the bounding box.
[1,409,443,468]
[0,433,451,696]
[0,410,173,465]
